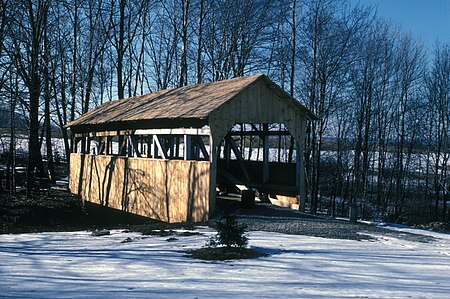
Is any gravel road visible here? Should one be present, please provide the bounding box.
[215,201,435,242]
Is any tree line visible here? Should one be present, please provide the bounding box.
[0,0,448,224]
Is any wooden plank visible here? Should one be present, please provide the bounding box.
[69,153,210,222]
[78,130,128,138]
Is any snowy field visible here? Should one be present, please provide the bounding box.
[1,225,450,298]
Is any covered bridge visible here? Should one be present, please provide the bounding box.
[66,74,317,222]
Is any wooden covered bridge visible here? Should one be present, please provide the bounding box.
[66,74,317,222]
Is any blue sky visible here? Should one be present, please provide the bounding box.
[350,0,449,52]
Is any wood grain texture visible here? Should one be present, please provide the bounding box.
[70,153,210,222]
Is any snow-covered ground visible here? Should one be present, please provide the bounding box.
[1,225,450,298]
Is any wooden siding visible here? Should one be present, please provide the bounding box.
[69,153,210,222]
[209,79,307,144]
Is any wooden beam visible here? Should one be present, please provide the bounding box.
[135,128,210,136]
[153,135,168,159]
[225,135,252,182]
[78,127,211,138]
[229,129,291,136]
[77,130,128,138]
[194,136,209,160]
[70,118,208,134]
[129,135,142,157]
[218,168,249,191]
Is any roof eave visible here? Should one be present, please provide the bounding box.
[69,117,209,134]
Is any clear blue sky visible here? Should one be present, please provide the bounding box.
[350,0,449,52]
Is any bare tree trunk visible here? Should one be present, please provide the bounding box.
[69,0,79,155]
[178,0,190,87]
[196,0,204,84]
[43,13,55,183]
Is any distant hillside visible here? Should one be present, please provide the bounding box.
[0,106,61,135]
[0,106,29,132]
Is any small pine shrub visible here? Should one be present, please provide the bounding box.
[210,214,248,248]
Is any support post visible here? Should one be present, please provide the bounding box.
[225,138,231,168]
[152,135,158,158]
[263,124,269,183]
[147,135,152,157]
[168,137,175,159]
[80,136,86,154]
[184,135,192,160]
[73,137,79,153]
[99,137,106,154]
[86,136,92,154]
[118,135,126,156]
[105,136,111,155]
[175,136,180,158]
[129,135,142,157]
[209,134,216,218]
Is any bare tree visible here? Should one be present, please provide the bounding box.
[300,0,371,215]
[427,43,450,221]
[391,35,424,218]
[7,0,50,196]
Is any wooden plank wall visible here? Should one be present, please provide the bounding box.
[209,80,307,145]
[69,153,210,222]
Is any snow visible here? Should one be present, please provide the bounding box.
[1,226,450,298]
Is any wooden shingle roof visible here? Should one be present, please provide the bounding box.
[66,74,316,133]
